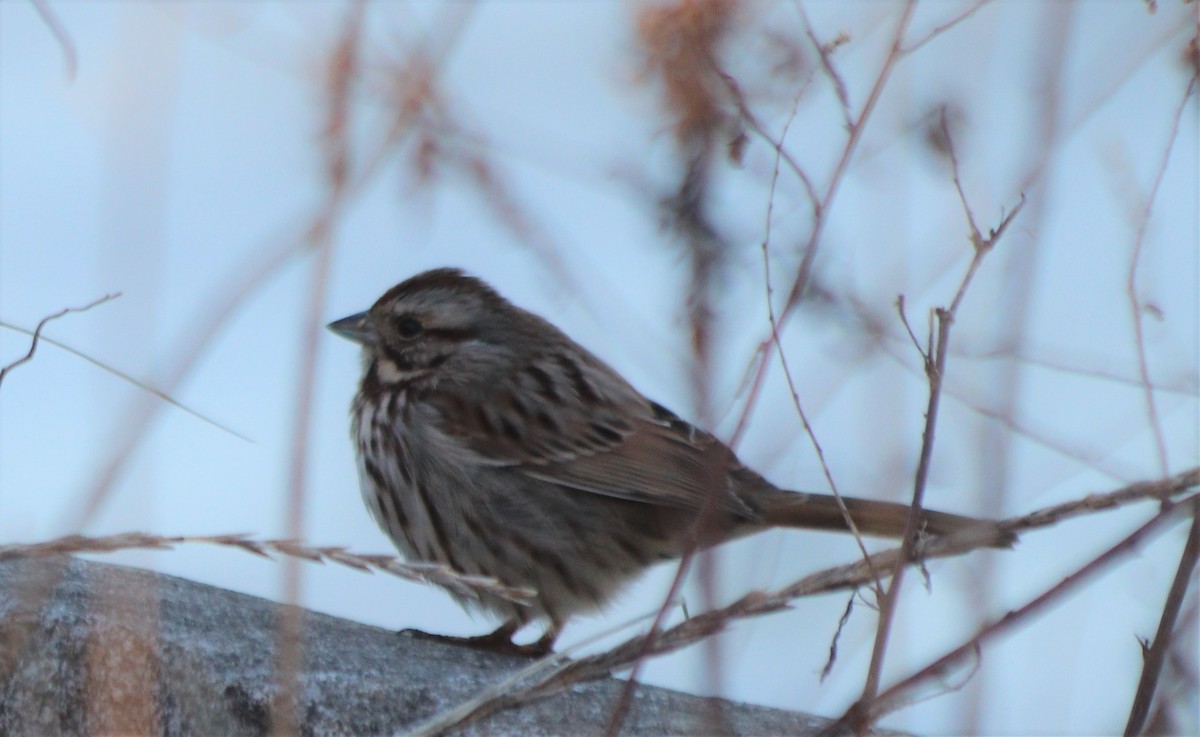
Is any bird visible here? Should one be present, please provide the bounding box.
[328,267,1013,656]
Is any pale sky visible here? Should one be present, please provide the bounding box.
[1,2,1197,734]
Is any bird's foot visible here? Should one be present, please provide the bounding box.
[397,621,558,658]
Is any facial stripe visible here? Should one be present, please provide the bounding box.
[374,356,426,385]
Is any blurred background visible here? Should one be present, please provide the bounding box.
[1,1,1197,733]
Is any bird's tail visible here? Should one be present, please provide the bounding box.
[760,490,1016,548]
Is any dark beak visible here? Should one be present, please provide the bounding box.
[326,311,377,346]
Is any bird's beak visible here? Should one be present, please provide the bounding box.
[326,311,377,346]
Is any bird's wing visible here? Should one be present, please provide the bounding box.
[422,349,756,517]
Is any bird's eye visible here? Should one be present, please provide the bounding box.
[396,316,424,338]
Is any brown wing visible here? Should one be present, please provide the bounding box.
[422,348,757,518]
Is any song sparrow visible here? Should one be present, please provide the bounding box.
[329,268,1012,655]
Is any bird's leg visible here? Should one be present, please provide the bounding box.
[397,619,517,649]
[398,619,557,657]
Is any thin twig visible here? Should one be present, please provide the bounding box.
[0,293,121,389]
[857,300,952,725]
[760,137,883,598]
[902,0,994,55]
[833,495,1199,731]
[874,331,1148,484]
[894,295,925,358]
[821,592,857,681]
[944,107,984,246]
[836,284,1188,488]
[728,1,917,456]
[778,1,916,322]
[996,467,1198,535]
[717,69,821,219]
[1125,73,1197,478]
[726,0,918,533]
[29,0,78,82]
[855,111,1024,729]
[601,453,724,735]
[0,532,535,603]
[957,344,1199,398]
[720,2,916,619]
[794,1,852,129]
[1124,500,1200,735]
[0,321,250,441]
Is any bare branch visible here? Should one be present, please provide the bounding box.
[942,106,984,246]
[1125,73,1198,476]
[757,85,883,599]
[948,193,1027,317]
[778,2,917,323]
[902,0,994,55]
[1124,500,1200,735]
[0,293,121,390]
[718,67,821,218]
[999,467,1198,534]
[856,116,1025,726]
[794,1,853,129]
[895,295,929,362]
[873,331,1155,484]
[731,2,917,452]
[835,495,1199,731]
[1128,501,1195,734]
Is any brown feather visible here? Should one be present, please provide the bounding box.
[424,343,763,516]
[754,488,1016,548]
